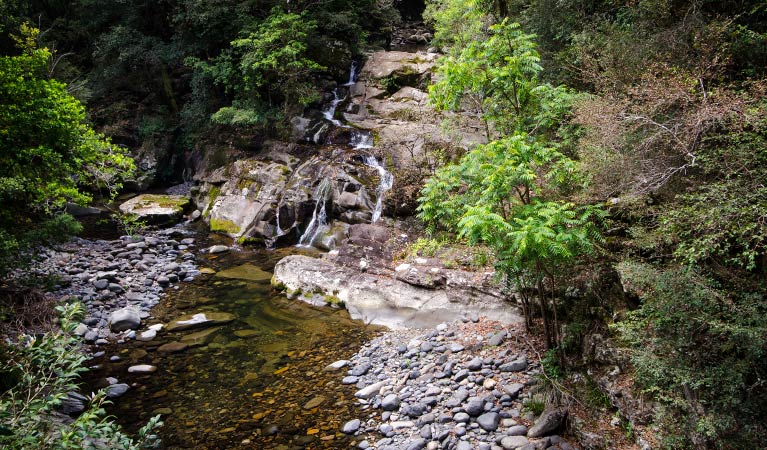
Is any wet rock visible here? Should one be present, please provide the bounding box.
[166,311,236,331]
[215,264,272,282]
[60,391,88,415]
[106,383,130,398]
[207,245,230,254]
[324,360,350,371]
[157,341,189,353]
[128,364,157,374]
[303,396,325,409]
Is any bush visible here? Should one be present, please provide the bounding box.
[613,262,767,448]
[0,302,162,449]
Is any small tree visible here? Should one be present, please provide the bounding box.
[0,27,134,277]
[418,134,603,347]
[429,19,578,139]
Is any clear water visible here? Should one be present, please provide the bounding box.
[85,244,380,449]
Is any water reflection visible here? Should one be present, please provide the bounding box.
[86,246,380,449]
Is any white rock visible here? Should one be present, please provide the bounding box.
[128,364,157,374]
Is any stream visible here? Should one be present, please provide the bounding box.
[84,238,381,449]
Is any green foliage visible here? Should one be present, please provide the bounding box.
[429,19,581,138]
[0,38,134,278]
[201,7,325,125]
[404,237,447,258]
[0,302,163,449]
[614,262,767,448]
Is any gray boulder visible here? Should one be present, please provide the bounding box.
[108,307,141,332]
[527,407,567,438]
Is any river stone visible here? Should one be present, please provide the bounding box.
[128,364,157,374]
[500,357,527,372]
[477,412,501,431]
[303,395,325,409]
[157,341,189,353]
[467,357,483,371]
[60,391,88,415]
[501,436,529,449]
[166,312,235,331]
[108,307,141,332]
[234,329,259,338]
[507,425,528,436]
[324,360,350,371]
[488,331,507,346]
[355,380,388,399]
[215,264,272,282]
[527,408,567,438]
[381,393,401,411]
[106,383,130,398]
[456,442,472,450]
[137,329,156,341]
[342,419,361,434]
[179,327,221,346]
[503,383,525,398]
[208,245,230,254]
[406,438,427,450]
[94,279,109,290]
[465,399,485,416]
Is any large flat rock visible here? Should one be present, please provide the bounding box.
[166,312,235,332]
[272,255,522,329]
[119,194,190,224]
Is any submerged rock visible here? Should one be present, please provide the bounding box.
[166,312,235,331]
[215,264,272,282]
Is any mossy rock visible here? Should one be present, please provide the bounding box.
[118,194,191,224]
[210,218,241,234]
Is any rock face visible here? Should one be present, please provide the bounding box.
[118,194,190,224]
[194,143,385,246]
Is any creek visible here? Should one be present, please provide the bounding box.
[84,237,381,449]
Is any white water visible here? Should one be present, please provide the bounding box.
[321,90,344,127]
[351,130,374,149]
[343,61,358,86]
[297,178,332,246]
[360,155,394,223]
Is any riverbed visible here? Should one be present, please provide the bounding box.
[84,241,381,449]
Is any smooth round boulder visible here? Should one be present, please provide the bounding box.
[108,307,141,332]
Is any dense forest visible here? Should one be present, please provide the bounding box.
[1,0,766,448]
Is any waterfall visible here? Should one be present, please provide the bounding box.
[297,178,332,246]
[351,130,373,149]
[321,90,344,127]
[343,61,358,86]
[360,155,394,223]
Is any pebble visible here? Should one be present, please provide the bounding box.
[334,321,578,450]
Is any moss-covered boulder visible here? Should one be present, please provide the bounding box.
[118,194,190,224]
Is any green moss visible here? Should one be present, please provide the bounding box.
[324,294,345,307]
[236,236,264,245]
[135,194,190,210]
[210,218,240,234]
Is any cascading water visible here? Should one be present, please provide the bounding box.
[321,90,344,127]
[350,130,374,149]
[297,178,332,247]
[360,155,394,223]
[343,61,358,86]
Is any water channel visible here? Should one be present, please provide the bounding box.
[85,236,381,449]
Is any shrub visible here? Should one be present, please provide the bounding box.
[0,302,162,449]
